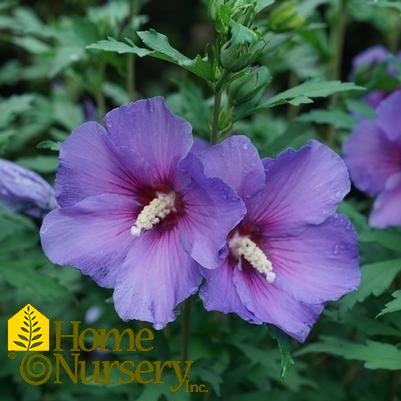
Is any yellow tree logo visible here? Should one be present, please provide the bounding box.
[8,304,49,351]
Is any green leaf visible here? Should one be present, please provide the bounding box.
[255,0,275,14]
[0,94,35,128]
[372,1,401,12]
[258,80,363,108]
[340,259,401,309]
[36,140,60,151]
[268,325,294,378]
[378,290,401,316]
[297,336,401,370]
[87,36,151,56]
[17,155,58,174]
[297,109,356,129]
[137,30,213,80]
[1,262,74,303]
[87,32,213,81]
[13,36,51,54]
[229,20,258,45]
[360,229,401,253]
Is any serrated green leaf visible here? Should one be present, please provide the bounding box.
[258,80,363,108]
[1,262,73,303]
[87,36,151,56]
[87,32,213,81]
[378,290,401,316]
[229,20,258,45]
[0,94,35,128]
[360,229,401,253]
[137,29,188,63]
[339,259,401,309]
[297,109,356,129]
[297,336,401,370]
[137,30,213,80]
[255,0,275,14]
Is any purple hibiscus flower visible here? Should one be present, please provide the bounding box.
[0,159,57,218]
[40,97,245,329]
[351,45,401,108]
[344,90,401,228]
[198,136,360,342]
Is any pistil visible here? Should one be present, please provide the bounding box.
[229,233,276,283]
[131,192,176,236]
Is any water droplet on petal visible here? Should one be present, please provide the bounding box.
[242,142,249,150]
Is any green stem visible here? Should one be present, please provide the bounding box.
[210,90,222,145]
[180,298,191,368]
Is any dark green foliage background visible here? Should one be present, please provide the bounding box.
[1,0,401,400]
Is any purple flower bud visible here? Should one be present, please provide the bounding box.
[0,159,57,218]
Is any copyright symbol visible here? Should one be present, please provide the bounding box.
[8,352,16,360]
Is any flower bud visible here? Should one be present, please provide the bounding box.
[268,0,305,32]
[220,40,265,72]
[0,159,57,218]
[228,66,271,105]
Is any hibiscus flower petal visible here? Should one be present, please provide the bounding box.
[344,120,401,196]
[177,154,246,269]
[113,228,202,329]
[56,121,150,207]
[376,90,401,142]
[104,97,193,182]
[199,260,261,323]
[40,193,137,287]
[265,214,360,304]
[234,268,323,342]
[370,172,401,228]
[247,140,350,233]
[199,135,265,198]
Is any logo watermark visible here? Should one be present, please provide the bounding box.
[7,304,207,393]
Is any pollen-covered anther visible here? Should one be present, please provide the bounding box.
[229,234,276,283]
[131,192,176,236]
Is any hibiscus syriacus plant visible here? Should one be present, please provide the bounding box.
[40,97,360,342]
